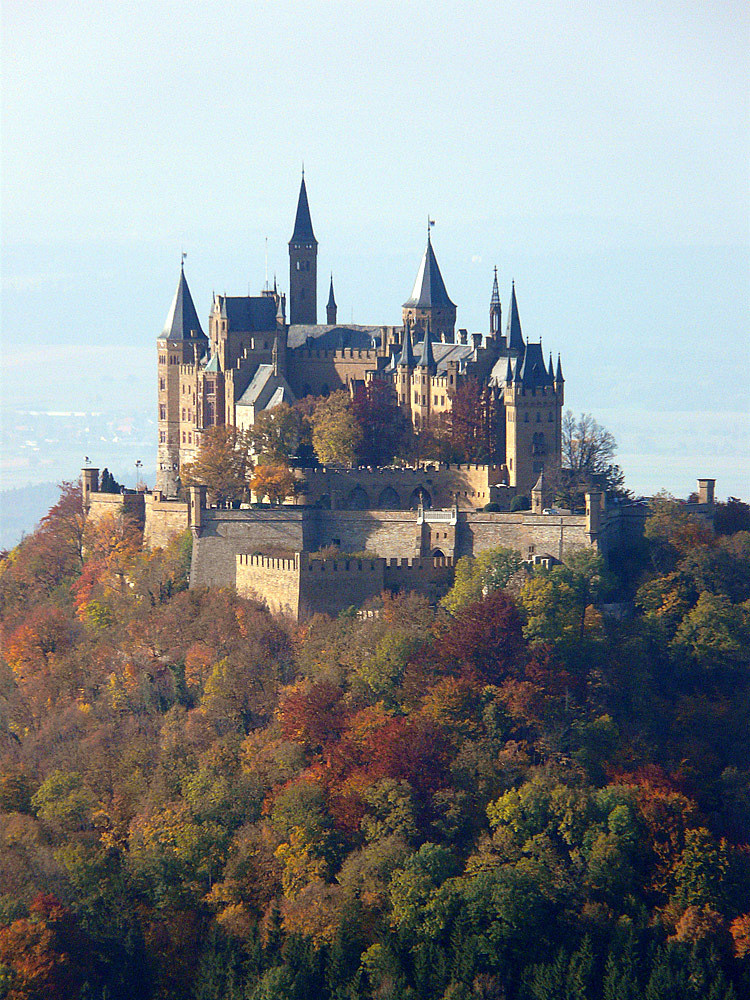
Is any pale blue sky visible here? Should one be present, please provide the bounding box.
[2,0,749,500]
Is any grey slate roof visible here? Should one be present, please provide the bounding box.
[236,364,295,411]
[290,174,317,245]
[422,340,474,374]
[286,324,383,351]
[417,326,436,369]
[505,282,524,352]
[161,265,206,341]
[556,354,564,382]
[204,353,221,373]
[327,276,336,309]
[403,236,456,309]
[519,342,555,389]
[399,326,416,367]
[216,295,277,332]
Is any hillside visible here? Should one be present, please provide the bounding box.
[0,484,749,999]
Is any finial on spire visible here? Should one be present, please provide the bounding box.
[181,251,186,270]
[301,161,304,179]
[427,217,435,242]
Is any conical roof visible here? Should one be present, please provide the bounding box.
[290,173,317,244]
[399,325,415,367]
[403,235,456,309]
[505,282,524,352]
[556,354,564,382]
[417,326,436,369]
[161,264,205,341]
[327,275,336,310]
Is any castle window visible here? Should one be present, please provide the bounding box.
[414,392,418,403]
[441,396,445,405]
[159,431,166,443]
[188,433,192,444]
[159,378,165,390]
[548,412,554,421]
[182,432,186,443]
[159,405,166,419]
[182,408,186,420]
[434,395,438,405]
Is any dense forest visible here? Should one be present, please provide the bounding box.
[1,484,749,999]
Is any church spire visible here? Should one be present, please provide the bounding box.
[505,281,524,353]
[326,274,337,325]
[289,171,318,324]
[290,172,317,245]
[417,324,436,370]
[490,266,501,337]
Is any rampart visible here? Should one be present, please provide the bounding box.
[294,463,505,511]
[236,551,455,620]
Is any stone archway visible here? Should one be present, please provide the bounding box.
[432,548,445,558]
[378,486,401,510]
[347,485,370,510]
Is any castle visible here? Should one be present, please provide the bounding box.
[78,175,717,620]
[156,174,564,498]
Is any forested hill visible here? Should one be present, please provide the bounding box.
[1,485,749,1000]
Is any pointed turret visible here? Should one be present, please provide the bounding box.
[399,324,416,368]
[548,352,555,380]
[402,228,457,341]
[326,274,337,325]
[505,281,524,353]
[504,356,514,384]
[555,353,564,383]
[289,171,317,245]
[417,325,435,370]
[289,171,318,324]
[161,262,205,341]
[490,266,502,337]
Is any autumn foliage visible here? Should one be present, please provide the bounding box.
[0,482,748,998]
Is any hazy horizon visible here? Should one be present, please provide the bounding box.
[2,1,748,534]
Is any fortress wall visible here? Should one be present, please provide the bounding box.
[297,554,386,618]
[191,509,308,589]
[384,556,455,601]
[461,512,592,562]
[295,463,501,510]
[236,554,300,618]
[316,510,420,558]
[87,491,146,529]
[144,495,189,548]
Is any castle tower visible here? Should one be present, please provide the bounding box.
[156,261,208,494]
[502,287,563,495]
[490,266,502,338]
[289,171,318,325]
[402,226,457,342]
[326,274,337,325]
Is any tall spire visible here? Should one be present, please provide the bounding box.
[556,353,564,383]
[290,172,317,245]
[403,238,455,310]
[505,281,524,353]
[491,266,500,305]
[490,265,501,336]
[160,262,205,341]
[326,274,337,325]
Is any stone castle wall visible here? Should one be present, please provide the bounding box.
[295,463,503,510]
[236,552,455,620]
[144,493,190,548]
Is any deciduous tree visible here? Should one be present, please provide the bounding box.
[182,425,253,506]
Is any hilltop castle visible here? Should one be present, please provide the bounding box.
[156,174,564,498]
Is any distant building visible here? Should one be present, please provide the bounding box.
[156,174,564,496]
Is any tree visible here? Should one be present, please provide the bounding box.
[441,547,524,614]
[182,425,253,506]
[447,379,499,463]
[311,391,362,466]
[250,464,296,505]
[247,404,302,463]
[559,410,626,505]
[351,379,410,466]
[714,497,750,535]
